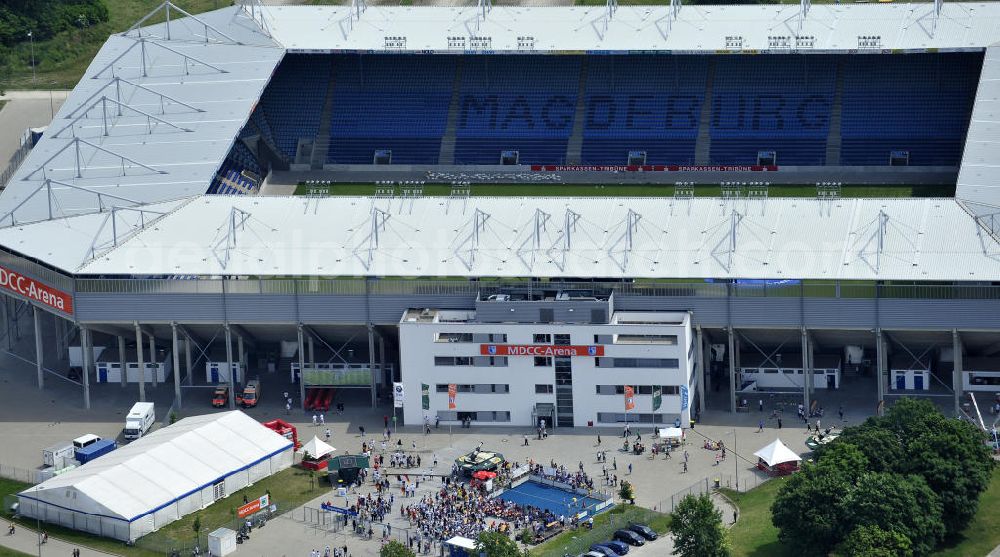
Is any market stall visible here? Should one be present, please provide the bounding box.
[296,436,336,471]
[753,438,802,476]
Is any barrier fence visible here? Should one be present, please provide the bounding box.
[0,463,38,484]
[654,471,767,515]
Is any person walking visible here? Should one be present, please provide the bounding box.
[777,416,783,429]
[313,414,318,426]
[325,428,332,441]
[682,460,688,473]
[839,405,844,421]
[597,433,601,446]
[757,418,764,432]
[320,413,325,425]
[627,462,632,475]
[285,401,291,415]
[759,399,764,412]
[523,434,529,446]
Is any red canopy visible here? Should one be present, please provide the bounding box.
[472,471,497,480]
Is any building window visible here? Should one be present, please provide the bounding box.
[212,480,226,501]
[597,413,666,424]
[615,334,678,345]
[435,384,508,394]
[609,358,679,369]
[535,384,554,394]
[534,356,552,367]
[489,333,508,343]
[434,356,473,366]
[554,334,571,346]
[533,334,552,344]
[435,332,473,343]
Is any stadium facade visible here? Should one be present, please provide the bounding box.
[1,2,1000,426]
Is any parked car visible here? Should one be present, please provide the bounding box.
[627,523,658,541]
[212,385,229,407]
[601,540,630,555]
[579,552,605,557]
[588,545,618,557]
[613,529,646,546]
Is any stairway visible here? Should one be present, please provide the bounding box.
[825,59,845,166]
[565,58,590,165]
[694,59,717,165]
[311,58,338,169]
[438,58,465,165]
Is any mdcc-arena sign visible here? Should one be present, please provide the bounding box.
[480,344,605,357]
[0,266,73,314]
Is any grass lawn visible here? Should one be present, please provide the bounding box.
[1,466,331,557]
[0,548,33,557]
[530,504,670,557]
[1,0,223,90]
[295,182,954,198]
[720,479,794,557]
[934,467,1000,557]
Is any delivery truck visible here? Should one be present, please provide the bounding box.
[123,402,156,440]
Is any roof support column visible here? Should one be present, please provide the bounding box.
[225,323,235,410]
[1,294,10,351]
[297,324,306,412]
[135,321,146,402]
[308,334,315,370]
[118,336,127,388]
[696,326,706,417]
[953,329,963,417]
[33,306,44,389]
[237,334,245,374]
[81,326,92,409]
[185,337,193,386]
[801,328,810,413]
[875,328,885,415]
[368,324,377,409]
[148,334,157,387]
[172,322,182,410]
[728,327,737,413]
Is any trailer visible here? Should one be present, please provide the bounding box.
[75,439,116,464]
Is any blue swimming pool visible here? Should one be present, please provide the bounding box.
[499,480,611,518]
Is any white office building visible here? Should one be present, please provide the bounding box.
[399,291,696,429]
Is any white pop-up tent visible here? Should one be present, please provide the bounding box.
[297,436,336,459]
[17,411,293,542]
[753,438,802,476]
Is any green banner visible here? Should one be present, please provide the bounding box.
[421,383,430,410]
[652,386,662,411]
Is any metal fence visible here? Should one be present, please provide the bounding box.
[0,463,38,484]
[300,507,437,555]
[0,136,31,189]
[654,472,768,515]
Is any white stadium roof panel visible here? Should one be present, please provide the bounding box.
[59,195,1000,281]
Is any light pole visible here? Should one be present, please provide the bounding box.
[733,429,739,491]
[27,31,35,83]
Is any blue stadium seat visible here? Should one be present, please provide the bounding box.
[258,55,330,159]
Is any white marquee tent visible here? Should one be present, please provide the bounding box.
[296,436,336,459]
[17,411,293,541]
[753,438,803,467]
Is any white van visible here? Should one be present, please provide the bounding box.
[124,402,156,440]
[72,434,101,450]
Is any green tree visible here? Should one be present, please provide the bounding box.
[669,493,729,557]
[192,515,201,535]
[618,480,635,504]
[845,472,943,556]
[838,525,913,557]
[771,461,853,555]
[379,540,416,557]
[475,531,522,557]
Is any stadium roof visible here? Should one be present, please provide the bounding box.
[4,195,998,282]
[956,44,1000,216]
[263,3,1000,53]
[19,411,292,523]
[0,6,283,226]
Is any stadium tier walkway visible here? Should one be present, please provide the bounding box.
[0,516,121,557]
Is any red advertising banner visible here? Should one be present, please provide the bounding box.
[237,494,269,518]
[624,385,636,411]
[529,164,778,172]
[447,384,457,410]
[0,266,72,314]
[479,344,605,357]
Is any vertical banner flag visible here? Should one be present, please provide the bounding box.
[421,383,430,410]
[624,385,635,411]
[680,385,689,411]
[652,386,662,411]
[448,383,457,409]
[393,382,405,408]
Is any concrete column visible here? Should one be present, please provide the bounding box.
[185,337,193,386]
[368,324,377,408]
[33,306,44,389]
[54,315,63,359]
[12,299,21,341]
[801,328,810,412]
[953,329,963,417]
[225,324,235,410]
[307,335,315,368]
[875,329,884,415]
[172,323,182,410]
[135,322,146,402]
[148,334,157,387]
[379,333,387,381]
[297,324,306,411]
[695,326,706,415]
[237,334,245,381]
[118,336,127,387]
[81,327,92,409]
[1,294,10,351]
[727,327,736,413]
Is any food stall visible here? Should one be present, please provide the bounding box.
[656,427,685,448]
[296,436,336,471]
